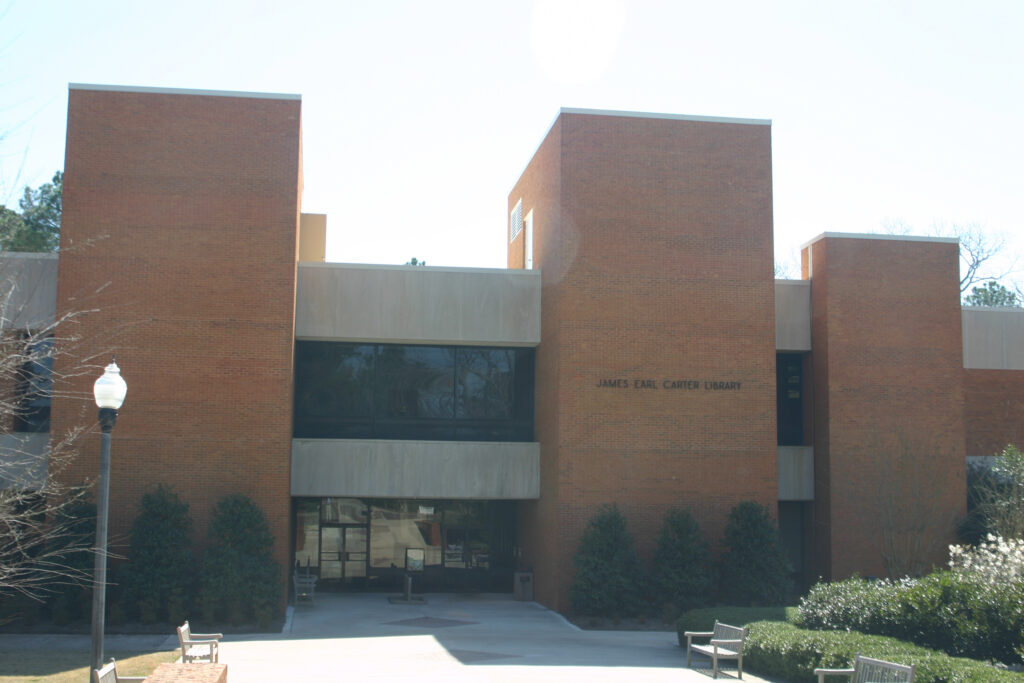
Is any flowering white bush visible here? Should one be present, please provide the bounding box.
[948,534,1024,585]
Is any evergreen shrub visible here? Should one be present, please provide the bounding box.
[568,504,643,618]
[121,485,194,624]
[649,508,715,617]
[718,501,791,606]
[199,494,281,628]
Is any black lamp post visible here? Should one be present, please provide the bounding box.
[90,360,127,672]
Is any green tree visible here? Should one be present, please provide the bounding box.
[199,494,281,627]
[963,281,1019,307]
[405,257,426,266]
[0,171,62,252]
[122,485,195,624]
[719,501,791,606]
[970,445,1024,540]
[648,509,716,616]
[569,504,643,618]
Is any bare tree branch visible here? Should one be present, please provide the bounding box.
[0,253,110,600]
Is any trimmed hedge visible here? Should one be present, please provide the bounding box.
[796,575,1024,664]
[744,621,1022,683]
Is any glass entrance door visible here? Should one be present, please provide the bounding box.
[320,525,368,582]
[343,527,367,579]
[319,527,342,580]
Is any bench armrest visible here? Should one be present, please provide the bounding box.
[189,632,223,639]
[683,630,714,638]
[814,667,855,683]
[183,638,219,647]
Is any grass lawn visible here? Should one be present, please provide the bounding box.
[0,650,179,682]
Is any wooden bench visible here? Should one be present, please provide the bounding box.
[815,654,915,683]
[93,658,145,683]
[176,620,223,664]
[294,570,317,605]
[684,620,748,679]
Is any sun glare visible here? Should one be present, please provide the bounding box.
[530,0,625,85]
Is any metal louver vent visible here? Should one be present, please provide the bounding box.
[510,200,523,243]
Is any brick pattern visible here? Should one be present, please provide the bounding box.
[963,369,1024,457]
[147,662,227,682]
[53,88,301,600]
[806,237,965,579]
[511,113,777,611]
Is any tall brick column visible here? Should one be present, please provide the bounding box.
[510,110,777,611]
[54,85,301,599]
[803,234,965,579]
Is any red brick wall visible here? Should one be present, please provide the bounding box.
[963,369,1024,457]
[805,236,965,579]
[54,87,300,601]
[511,112,777,612]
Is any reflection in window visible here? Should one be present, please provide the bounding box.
[293,342,534,441]
[294,344,374,438]
[376,346,455,419]
[369,501,442,569]
[294,499,320,570]
[457,348,513,419]
[321,498,367,524]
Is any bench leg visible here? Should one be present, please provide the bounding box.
[738,654,742,679]
[712,653,718,679]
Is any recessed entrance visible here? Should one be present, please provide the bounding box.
[293,497,517,592]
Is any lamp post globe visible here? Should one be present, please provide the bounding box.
[93,359,127,413]
[90,359,126,672]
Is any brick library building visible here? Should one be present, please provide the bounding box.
[6,84,1023,613]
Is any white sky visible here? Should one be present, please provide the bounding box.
[1,0,1022,281]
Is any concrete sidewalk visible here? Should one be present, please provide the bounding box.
[0,594,780,681]
[224,593,776,682]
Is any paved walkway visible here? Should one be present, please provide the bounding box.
[1,593,779,682]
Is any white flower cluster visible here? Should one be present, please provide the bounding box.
[949,534,1024,585]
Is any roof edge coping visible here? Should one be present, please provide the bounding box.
[801,232,960,250]
[559,107,771,126]
[69,83,300,101]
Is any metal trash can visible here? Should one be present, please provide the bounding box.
[513,571,534,601]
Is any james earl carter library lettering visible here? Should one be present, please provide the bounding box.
[9,83,1023,613]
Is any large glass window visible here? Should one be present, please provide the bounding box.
[293,343,374,438]
[294,342,534,441]
[777,352,806,446]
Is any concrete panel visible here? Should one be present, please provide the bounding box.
[775,280,811,351]
[291,439,540,499]
[0,433,49,489]
[296,263,541,346]
[963,307,1024,370]
[299,214,326,262]
[778,445,814,501]
[0,254,58,331]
